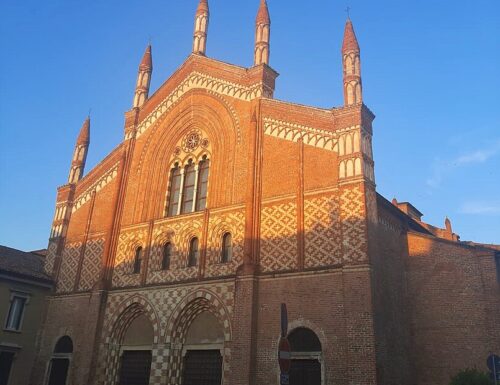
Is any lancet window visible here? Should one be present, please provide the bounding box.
[188,238,199,267]
[166,155,210,217]
[221,233,233,263]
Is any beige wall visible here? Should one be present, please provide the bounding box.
[0,277,51,385]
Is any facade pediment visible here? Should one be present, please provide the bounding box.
[130,55,278,140]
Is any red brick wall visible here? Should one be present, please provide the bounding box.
[31,293,105,385]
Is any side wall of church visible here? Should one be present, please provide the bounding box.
[372,203,414,385]
[406,233,500,385]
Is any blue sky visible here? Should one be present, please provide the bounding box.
[0,0,499,251]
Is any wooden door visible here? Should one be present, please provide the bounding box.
[182,350,222,385]
[118,350,152,385]
[289,359,321,385]
[47,359,70,385]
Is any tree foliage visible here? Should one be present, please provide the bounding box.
[449,368,492,385]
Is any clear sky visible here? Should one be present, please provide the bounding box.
[0,0,499,251]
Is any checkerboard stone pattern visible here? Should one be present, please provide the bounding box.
[340,184,368,264]
[260,200,298,272]
[96,282,234,385]
[304,194,342,267]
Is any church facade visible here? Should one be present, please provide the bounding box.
[32,1,500,385]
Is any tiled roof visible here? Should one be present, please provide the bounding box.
[0,245,52,283]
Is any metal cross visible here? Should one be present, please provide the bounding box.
[345,6,351,19]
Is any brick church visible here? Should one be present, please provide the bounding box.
[32,1,500,385]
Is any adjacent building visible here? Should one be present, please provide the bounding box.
[0,246,52,385]
[31,1,500,385]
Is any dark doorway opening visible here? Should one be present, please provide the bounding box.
[118,350,152,385]
[289,359,321,385]
[47,359,70,385]
[0,352,15,385]
[182,350,222,385]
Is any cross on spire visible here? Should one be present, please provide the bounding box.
[345,6,351,20]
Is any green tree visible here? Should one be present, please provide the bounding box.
[449,368,492,385]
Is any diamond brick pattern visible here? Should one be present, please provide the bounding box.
[339,185,368,263]
[147,217,203,285]
[56,242,82,293]
[205,210,245,278]
[44,241,58,276]
[260,201,298,272]
[304,195,342,267]
[78,238,105,291]
[112,228,148,288]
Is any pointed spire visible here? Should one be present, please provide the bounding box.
[445,217,452,233]
[196,0,209,14]
[193,0,210,55]
[139,44,153,72]
[342,19,360,53]
[254,0,271,66]
[342,18,363,106]
[133,44,153,108]
[77,117,90,144]
[68,117,91,184]
[256,0,270,24]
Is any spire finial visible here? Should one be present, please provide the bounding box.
[69,117,91,184]
[193,0,210,55]
[254,0,271,66]
[345,6,351,20]
[342,16,362,106]
[133,44,153,108]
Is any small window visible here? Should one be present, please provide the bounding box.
[5,293,28,331]
[188,238,199,267]
[133,247,143,274]
[162,243,172,271]
[221,233,233,263]
[54,336,73,354]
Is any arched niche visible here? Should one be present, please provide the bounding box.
[122,314,154,347]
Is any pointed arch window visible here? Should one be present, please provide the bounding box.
[133,247,143,274]
[166,156,210,217]
[181,160,196,214]
[188,238,199,267]
[196,157,210,211]
[221,233,233,263]
[167,164,182,217]
[162,243,172,271]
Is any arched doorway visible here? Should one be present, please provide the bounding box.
[181,311,224,385]
[46,336,73,385]
[117,314,154,385]
[288,328,322,385]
